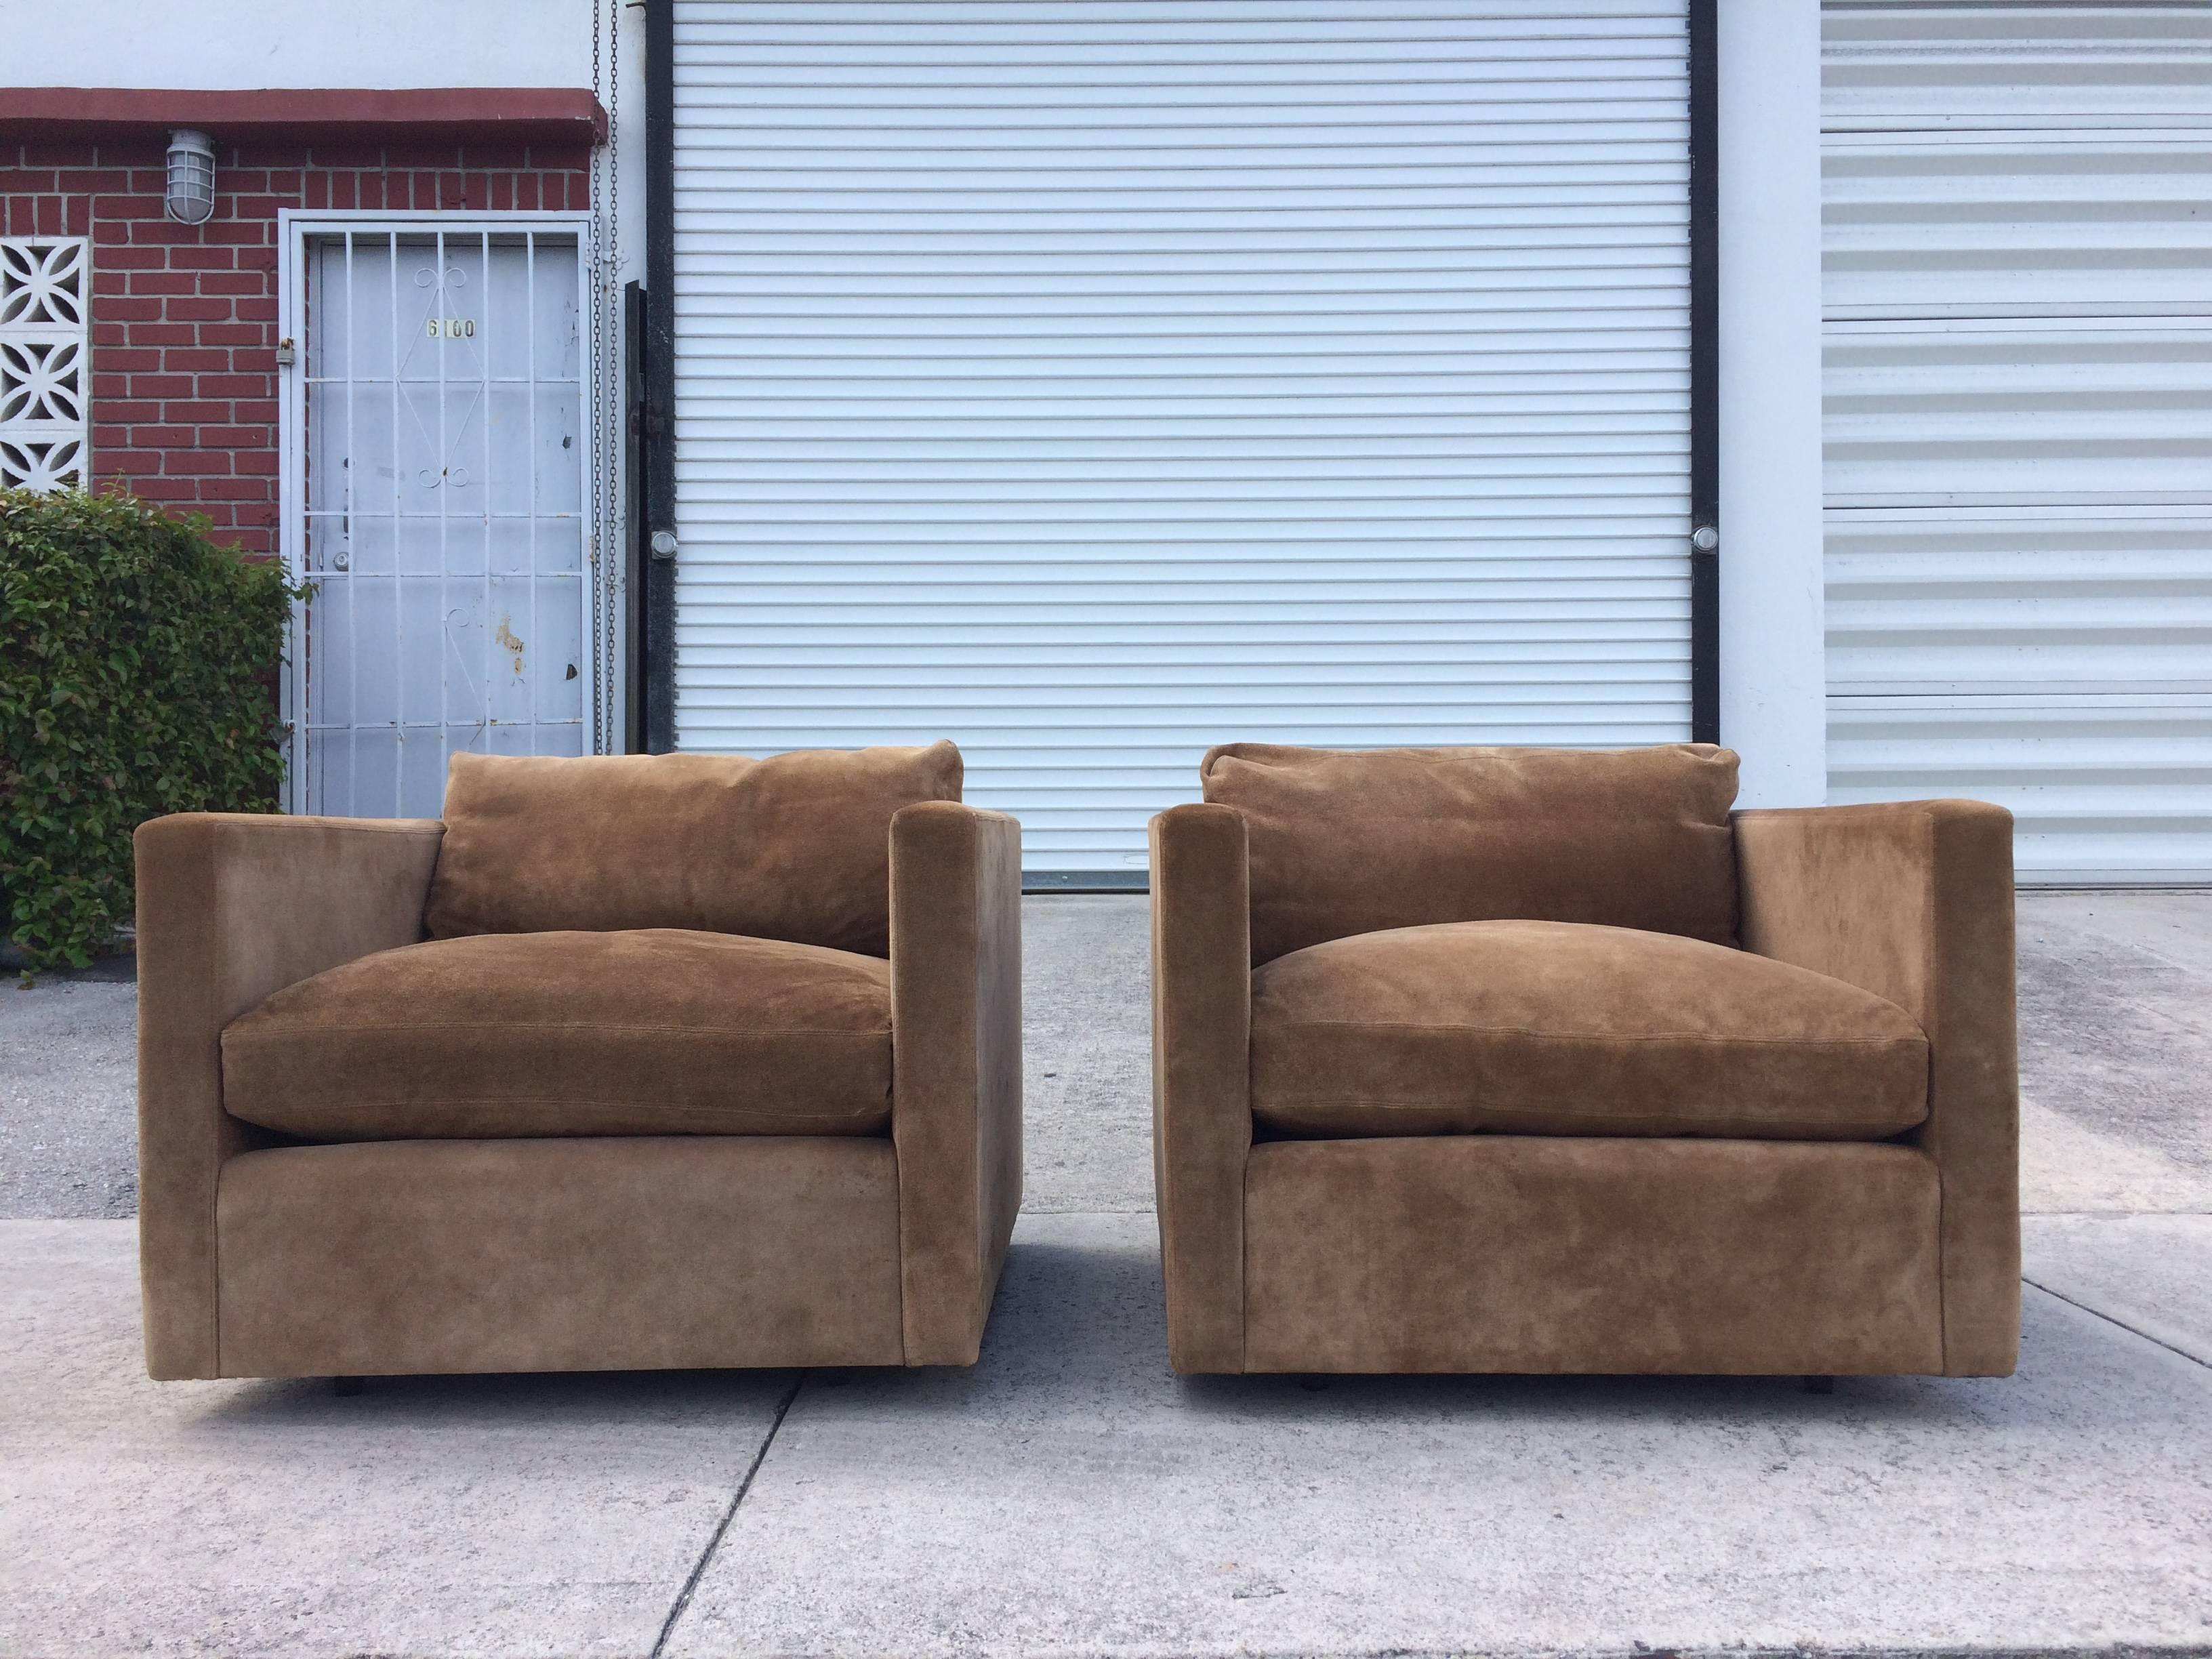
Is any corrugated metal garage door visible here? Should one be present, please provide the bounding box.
[670,1,1694,877]
[1824,2,2212,883]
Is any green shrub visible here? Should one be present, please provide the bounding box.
[1,487,303,973]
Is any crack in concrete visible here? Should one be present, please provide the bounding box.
[650,1370,806,1658]
[2023,1277,2211,1373]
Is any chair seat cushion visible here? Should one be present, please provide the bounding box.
[222,930,893,1141]
[1250,920,1928,1141]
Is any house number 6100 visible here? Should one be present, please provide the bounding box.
[427,317,476,338]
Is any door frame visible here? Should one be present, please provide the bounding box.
[275,208,601,815]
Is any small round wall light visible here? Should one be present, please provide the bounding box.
[164,129,217,226]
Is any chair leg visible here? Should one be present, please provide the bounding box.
[332,1376,364,1397]
[1803,1374,1835,1395]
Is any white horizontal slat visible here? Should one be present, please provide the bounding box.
[668,424,1672,451]
[674,135,1689,165]
[1828,695,2212,884]
[1825,508,2212,691]
[680,2,1684,26]
[676,260,1690,292]
[1823,1,2212,881]
[1825,323,2212,503]
[677,305,1688,332]
[1823,3,2212,132]
[1825,140,2212,316]
[684,646,1692,673]
[665,525,1692,552]
[671,453,1687,482]
[674,1,1692,871]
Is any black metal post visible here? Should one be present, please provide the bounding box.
[1687,0,1721,745]
[642,0,678,753]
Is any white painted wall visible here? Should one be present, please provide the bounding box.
[1717,0,1827,806]
[611,0,646,293]
[0,0,594,89]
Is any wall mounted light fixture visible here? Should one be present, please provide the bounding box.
[164,129,216,225]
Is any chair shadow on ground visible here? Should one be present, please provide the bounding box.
[954,1230,2189,1436]
[194,1361,799,1433]
[188,1229,2182,1439]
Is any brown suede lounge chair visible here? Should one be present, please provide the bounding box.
[1150,743,2018,1379]
[134,741,1021,1381]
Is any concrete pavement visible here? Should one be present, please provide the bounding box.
[0,972,138,1219]
[1,1221,794,1656]
[671,1212,2212,1657]
[3,892,2209,1656]
[6,1212,2209,1657]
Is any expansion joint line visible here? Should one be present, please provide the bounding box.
[651,1370,807,1656]
[2024,1276,2211,1372]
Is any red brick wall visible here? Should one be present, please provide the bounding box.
[0,136,590,553]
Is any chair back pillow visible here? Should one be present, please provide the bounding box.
[1200,742,1739,964]
[424,741,961,956]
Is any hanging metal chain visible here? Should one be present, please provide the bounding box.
[600,0,621,752]
[587,0,619,752]
[586,0,605,752]
[603,2,620,754]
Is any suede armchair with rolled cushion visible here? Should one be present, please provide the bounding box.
[135,740,1022,1381]
[1151,742,2018,1378]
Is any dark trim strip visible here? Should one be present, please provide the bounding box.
[0,86,607,144]
[642,0,679,754]
[1687,0,1721,744]
[1024,872,1151,893]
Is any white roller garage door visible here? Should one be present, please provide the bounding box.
[1824,2,2212,883]
[671,1,1694,877]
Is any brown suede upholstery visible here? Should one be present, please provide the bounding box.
[218,1138,905,1376]
[1200,741,1740,964]
[889,801,1025,1366]
[221,930,893,1141]
[1244,1138,1942,1374]
[1150,803,1252,1374]
[135,748,1022,1382]
[1153,747,2020,1380]
[1737,800,2020,1377]
[135,813,445,1380]
[1250,920,1927,1141]
[424,741,962,956]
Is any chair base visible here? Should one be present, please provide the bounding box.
[205,1136,908,1378]
[1233,1136,1948,1376]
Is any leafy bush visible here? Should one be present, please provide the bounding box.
[1,487,302,972]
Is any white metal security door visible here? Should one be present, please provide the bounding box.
[285,222,592,818]
[671,1,1695,877]
[1823,3,2212,882]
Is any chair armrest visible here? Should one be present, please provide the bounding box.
[134,812,445,1379]
[1734,799,2018,1374]
[1149,802,1253,1374]
[889,800,1023,1365]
